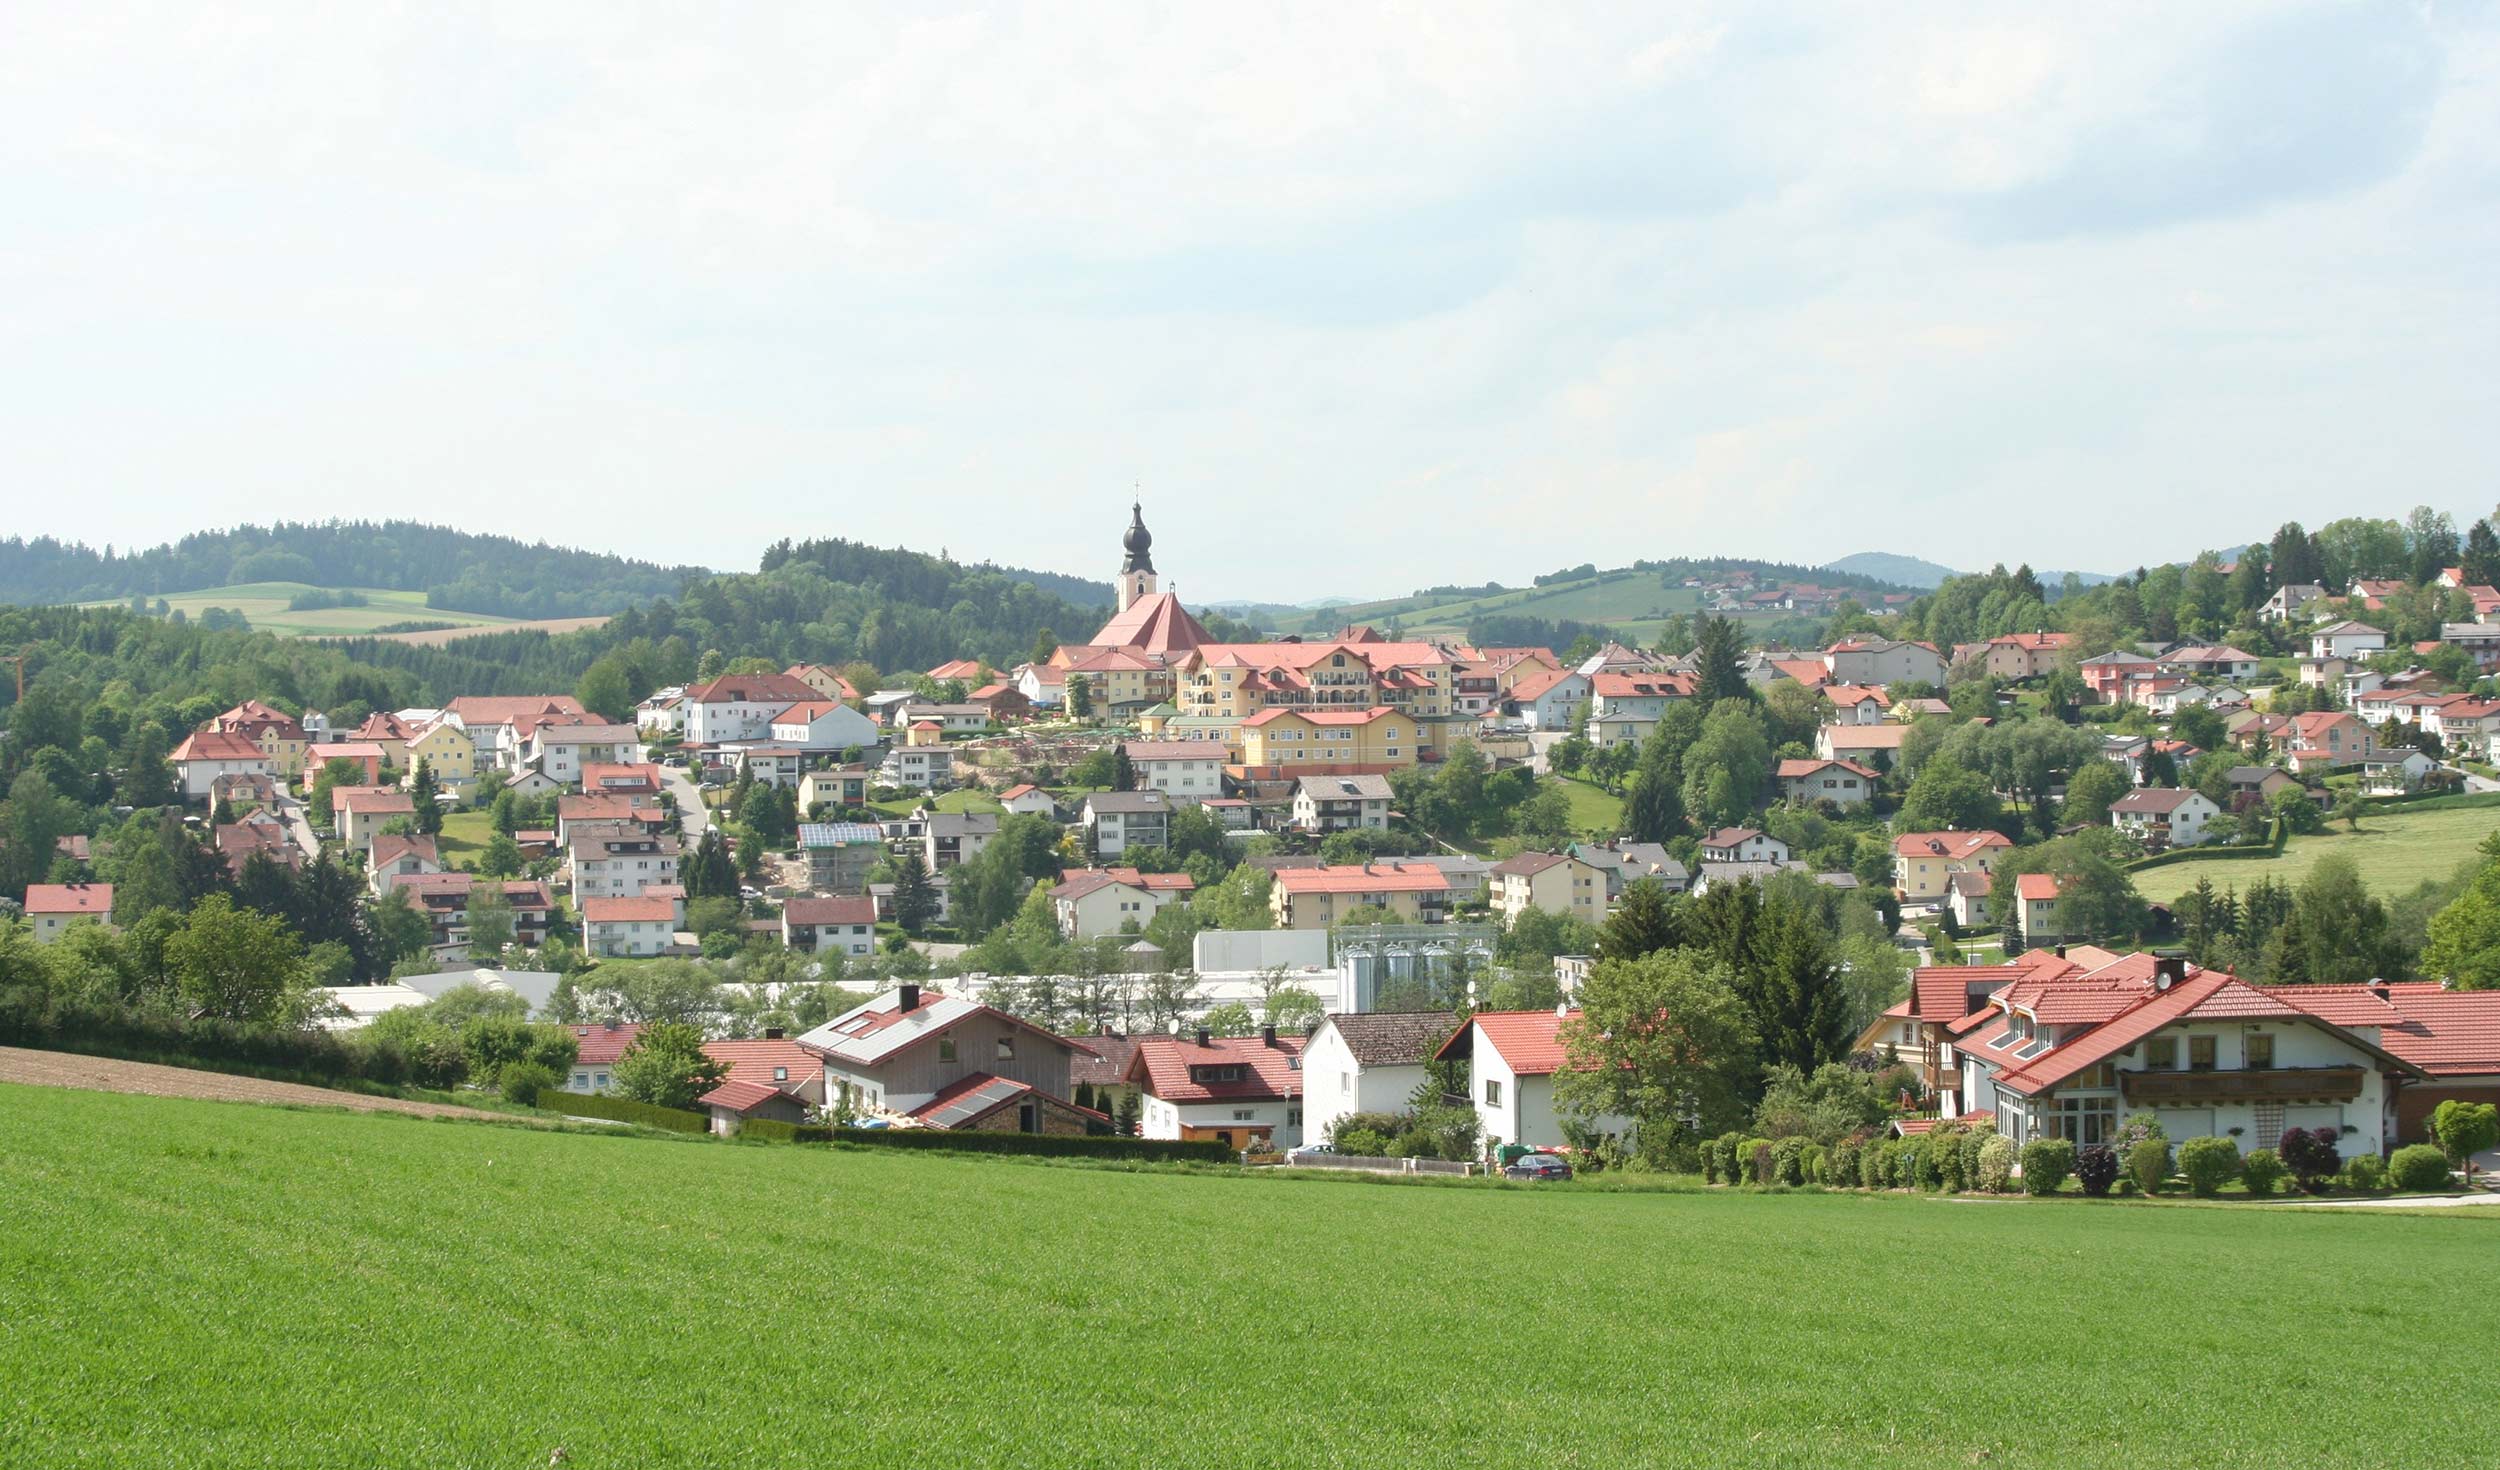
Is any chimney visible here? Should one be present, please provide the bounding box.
[2052,944,2066,959]
[2368,980,2391,1001]
[898,983,920,1013]
[1262,1025,1278,1048]
[602,1019,620,1032]
[1196,1027,1212,1047]
[764,1027,784,1040]
[2153,956,2187,990]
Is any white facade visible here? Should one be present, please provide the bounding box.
[1130,751,1226,798]
[1301,1022,1428,1145]
[770,703,882,751]
[879,745,953,790]
[583,916,672,957]
[1138,1093,1303,1149]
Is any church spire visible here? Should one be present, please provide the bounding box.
[1117,500,1159,612]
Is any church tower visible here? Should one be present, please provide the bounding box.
[1117,501,1158,613]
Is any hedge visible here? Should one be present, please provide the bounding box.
[736,1116,800,1142]
[2122,818,2285,874]
[2357,790,2500,816]
[537,1090,709,1134]
[811,1128,1237,1164]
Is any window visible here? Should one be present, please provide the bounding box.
[772,1067,788,1082]
[1483,1078,1503,1106]
[2244,1033,2274,1069]
[2144,1037,2178,1070]
[938,1037,957,1063]
[1232,1109,1257,1121]
[2188,1035,2216,1071]
[996,1035,1015,1061]
[594,1073,609,1088]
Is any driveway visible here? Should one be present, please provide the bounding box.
[2444,762,2500,795]
[276,794,321,859]
[660,762,710,840]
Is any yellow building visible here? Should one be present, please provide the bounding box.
[211,701,308,777]
[1235,707,1419,773]
[1174,639,1454,723]
[404,718,478,797]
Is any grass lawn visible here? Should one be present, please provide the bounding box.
[7,1085,2497,1467]
[434,809,495,861]
[2133,804,2500,905]
[1556,775,1624,835]
[76,582,527,638]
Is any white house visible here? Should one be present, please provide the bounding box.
[1123,740,1227,800]
[768,700,883,752]
[1301,1012,1451,1146]
[997,783,1059,817]
[581,895,677,958]
[1699,827,1789,864]
[1503,669,1592,730]
[524,723,641,787]
[567,826,681,900]
[1127,1030,1307,1150]
[1048,868,1195,939]
[23,883,112,942]
[1290,773,1393,832]
[2107,788,2222,849]
[681,672,823,746]
[2310,621,2387,662]
[1435,1008,1632,1155]
[781,895,879,957]
[1824,638,1946,687]
[1776,757,1877,808]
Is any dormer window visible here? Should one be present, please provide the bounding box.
[1190,1064,1245,1084]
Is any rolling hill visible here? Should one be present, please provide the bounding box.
[1824,551,1963,588]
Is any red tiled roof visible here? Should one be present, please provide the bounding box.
[570,1022,645,1066]
[682,674,819,705]
[783,896,876,925]
[1238,706,1403,729]
[1089,592,1213,656]
[24,883,112,916]
[1892,830,2013,860]
[2371,988,2500,1077]
[1126,1034,1306,1103]
[584,895,676,922]
[702,1038,820,1091]
[1270,863,1450,895]
[1590,672,1695,698]
[2014,873,2061,901]
[697,1077,809,1114]
[1777,757,1878,780]
[1441,1009,1577,1076]
[446,695,586,726]
[171,730,266,763]
[1504,669,1582,702]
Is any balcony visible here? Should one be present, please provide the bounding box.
[2118,1066,2365,1104]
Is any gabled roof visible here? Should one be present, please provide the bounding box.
[583,895,677,923]
[24,883,112,916]
[681,673,819,705]
[1271,863,1450,895]
[1701,827,1772,849]
[1322,1011,1457,1068]
[2109,788,2207,814]
[569,1021,645,1066]
[171,730,267,763]
[1490,851,1574,878]
[1126,1033,1306,1103]
[697,1077,811,1115]
[797,988,1089,1069]
[702,1037,820,1090]
[1434,1009,1576,1076]
[1891,830,2012,860]
[782,896,876,925]
[1777,757,1878,780]
[445,695,586,726]
[2013,873,2062,902]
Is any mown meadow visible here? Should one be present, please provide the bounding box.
[2,1082,2493,1468]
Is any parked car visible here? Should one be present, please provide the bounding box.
[1502,1152,1574,1182]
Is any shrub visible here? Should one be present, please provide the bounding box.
[1710,1131,1747,1185]
[2114,1113,2166,1152]
[1802,1142,1827,1184]
[1859,1139,1886,1188]
[1335,1128,1393,1159]
[1769,1136,1811,1186]
[2340,1153,2387,1192]
[2431,1100,2499,1181]
[1746,1139,1775,1185]
[1829,1136,1863,1187]
[1957,1127,1992,1189]
[2278,1127,2342,1194]
[2075,1143,2119,1197]
[1976,1134,2017,1193]
[2019,1138,2076,1196]
[2388,1144,2454,1192]
[2176,1136,2243,1197]
[1926,1126,1967,1193]
[2240,1148,2286,1198]
[736,1116,799,1142]
[2126,1138,2171,1195]
[496,1059,559,1109]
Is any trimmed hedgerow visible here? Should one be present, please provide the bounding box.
[737,1116,800,1142]
[2177,1136,2243,1198]
[2388,1145,2453,1192]
[2019,1138,2075,1196]
[2075,1143,2120,1197]
[2239,1148,2286,1198]
[820,1129,1237,1164]
[539,1090,708,1134]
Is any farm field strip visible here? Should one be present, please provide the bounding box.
[2132,805,2500,903]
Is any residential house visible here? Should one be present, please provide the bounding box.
[1290,773,1393,832]
[1777,757,1877,808]
[1892,830,2013,902]
[782,895,879,957]
[797,765,876,814]
[1167,637,1456,730]
[1945,871,1993,931]
[559,1021,645,1094]
[2349,579,2407,610]
[785,664,864,704]
[332,787,415,852]
[2012,874,2066,943]
[2310,621,2387,661]
[798,822,886,895]
[869,874,953,926]
[1985,632,2077,681]
[1692,860,1808,896]
[23,884,112,942]
[1586,672,1696,747]
[2079,651,2156,701]
[169,730,273,803]
[635,688,687,736]
[581,763,664,801]
[1124,740,1228,799]
[1700,828,1790,865]
[214,811,301,879]
[206,700,310,776]
[2262,583,2329,623]
[582,894,679,958]
[1081,791,1170,858]
[1824,638,1947,687]
[554,794,665,845]
[2159,645,2261,683]
[879,725,956,790]
[2285,711,2377,773]
[1434,1008,1633,1155]
[1269,863,1452,929]
[366,833,442,895]
[1128,1028,1307,1149]
[680,673,823,747]
[1502,668,1593,730]
[696,1076,813,1137]
[523,722,641,787]
[1569,840,1690,898]
[886,702,991,735]
[2224,766,2302,811]
[1488,851,1609,925]
[1816,723,1912,767]
[397,875,555,951]
[765,699,882,753]
[1301,1012,1451,1146]
[921,810,999,871]
[2108,788,2222,849]
[501,766,564,799]
[1049,868,1195,939]
[1822,685,1890,724]
[567,825,681,900]
[697,1034,827,1136]
[444,696,588,771]
[2440,622,2500,672]
[2361,750,2438,796]
[730,746,810,790]
[798,985,1102,1133]
[997,783,1058,817]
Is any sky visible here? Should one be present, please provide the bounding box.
[3,2,2496,604]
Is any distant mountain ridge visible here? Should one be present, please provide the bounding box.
[1822,551,1962,588]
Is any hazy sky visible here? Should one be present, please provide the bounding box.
[4,3,2495,602]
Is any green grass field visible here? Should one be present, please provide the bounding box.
[5,1083,2496,1467]
[78,582,530,637]
[435,808,495,861]
[1556,775,1624,836]
[2133,804,2500,904]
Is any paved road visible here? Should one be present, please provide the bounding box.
[0,1046,508,1121]
[276,794,321,859]
[2444,762,2500,795]
[660,762,710,840]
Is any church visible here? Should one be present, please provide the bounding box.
[1015,505,1458,778]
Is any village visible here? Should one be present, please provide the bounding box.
[6,507,2498,1192]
